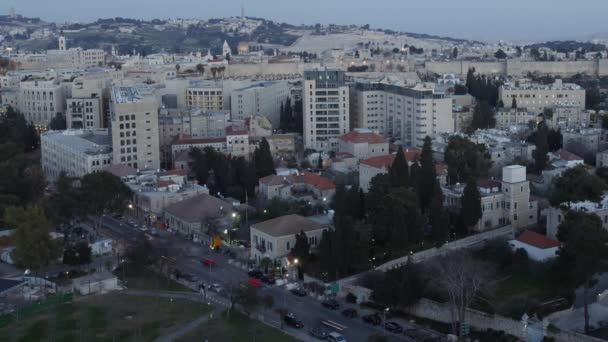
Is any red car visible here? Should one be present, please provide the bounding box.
[202,258,216,266]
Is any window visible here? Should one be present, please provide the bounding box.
[286,242,290,250]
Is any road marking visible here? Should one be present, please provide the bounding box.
[321,320,347,331]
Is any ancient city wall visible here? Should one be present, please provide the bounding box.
[224,62,304,77]
[426,59,608,78]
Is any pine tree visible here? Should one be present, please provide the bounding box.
[533,122,549,174]
[389,146,409,187]
[418,136,437,211]
[461,178,482,231]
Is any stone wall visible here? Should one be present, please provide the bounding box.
[425,59,608,78]
[224,62,304,77]
[406,298,605,342]
[375,225,515,271]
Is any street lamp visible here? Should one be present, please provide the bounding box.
[231,212,237,218]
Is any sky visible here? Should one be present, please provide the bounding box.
[2,0,607,42]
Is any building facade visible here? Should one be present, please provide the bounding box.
[110,85,161,170]
[498,79,585,114]
[230,81,290,128]
[350,82,454,147]
[303,67,350,151]
[41,129,113,182]
[18,78,65,128]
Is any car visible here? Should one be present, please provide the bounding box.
[247,270,263,279]
[290,288,307,297]
[308,327,328,340]
[341,308,358,318]
[327,332,347,342]
[283,313,304,328]
[362,313,382,325]
[385,321,403,333]
[321,299,340,310]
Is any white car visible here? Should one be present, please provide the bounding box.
[327,332,346,342]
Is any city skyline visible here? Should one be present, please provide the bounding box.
[2,0,608,42]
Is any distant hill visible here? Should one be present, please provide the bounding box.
[525,40,606,53]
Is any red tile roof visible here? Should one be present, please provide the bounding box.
[478,179,501,189]
[291,171,335,191]
[516,230,560,249]
[155,180,176,188]
[339,130,387,144]
[556,149,583,161]
[226,125,248,136]
[164,169,188,176]
[173,137,226,145]
[360,149,421,169]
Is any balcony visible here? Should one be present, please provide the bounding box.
[256,244,266,253]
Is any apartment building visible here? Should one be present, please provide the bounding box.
[41,129,113,182]
[110,85,161,170]
[442,165,538,232]
[350,82,454,147]
[66,76,112,129]
[495,108,536,129]
[303,67,350,152]
[498,79,585,114]
[230,81,290,128]
[18,78,65,128]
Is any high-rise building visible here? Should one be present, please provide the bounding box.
[350,82,453,147]
[110,85,160,170]
[303,67,349,151]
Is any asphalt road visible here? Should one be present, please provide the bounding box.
[98,215,442,342]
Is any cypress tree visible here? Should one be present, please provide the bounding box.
[461,178,482,231]
[430,182,449,243]
[254,137,276,178]
[533,122,549,174]
[389,146,409,187]
[418,136,437,211]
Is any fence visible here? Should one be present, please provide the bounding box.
[0,293,73,328]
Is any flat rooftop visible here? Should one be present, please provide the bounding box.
[112,85,155,104]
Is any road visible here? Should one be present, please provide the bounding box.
[98,215,443,342]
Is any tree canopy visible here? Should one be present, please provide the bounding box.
[254,138,276,178]
[550,165,607,206]
[444,136,492,185]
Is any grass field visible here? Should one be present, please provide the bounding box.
[115,263,194,292]
[0,293,209,342]
[178,310,298,342]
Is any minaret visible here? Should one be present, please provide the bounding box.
[58,31,66,51]
[9,7,16,19]
[241,4,245,19]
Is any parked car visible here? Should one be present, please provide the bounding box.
[385,321,403,333]
[362,313,382,325]
[321,299,340,310]
[290,288,307,297]
[248,270,263,279]
[327,332,346,342]
[341,308,358,318]
[283,313,304,328]
[308,326,328,340]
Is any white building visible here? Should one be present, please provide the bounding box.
[110,85,161,170]
[41,129,113,182]
[18,78,66,128]
[250,214,329,264]
[509,230,559,262]
[547,194,608,239]
[443,165,538,232]
[499,79,585,114]
[337,128,389,160]
[230,81,290,128]
[303,67,350,152]
[350,82,454,147]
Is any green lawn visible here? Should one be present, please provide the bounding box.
[115,263,195,292]
[0,293,210,342]
[177,310,299,342]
